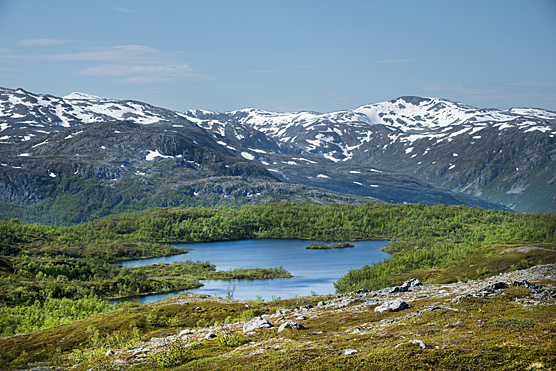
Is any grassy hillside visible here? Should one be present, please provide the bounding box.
[1,202,556,369]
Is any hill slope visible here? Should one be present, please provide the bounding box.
[184,96,556,213]
[4,87,552,224]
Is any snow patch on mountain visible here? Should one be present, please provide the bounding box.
[241,152,255,160]
[145,150,172,161]
[63,92,111,101]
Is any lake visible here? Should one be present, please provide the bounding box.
[116,239,391,303]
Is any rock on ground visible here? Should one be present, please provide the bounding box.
[277,321,305,333]
[374,299,411,313]
[243,316,273,332]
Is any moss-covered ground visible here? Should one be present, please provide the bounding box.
[2,264,555,371]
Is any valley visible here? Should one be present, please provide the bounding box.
[0,202,555,369]
[1,88,556,369]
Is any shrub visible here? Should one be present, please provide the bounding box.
[148,339,196,367]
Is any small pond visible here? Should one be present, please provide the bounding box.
[116,239,391,303]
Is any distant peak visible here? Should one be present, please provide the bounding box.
[394,96,433,106]
[63,92,110,101]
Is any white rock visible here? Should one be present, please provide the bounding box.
[243,316,273,332]
[374,299,411,313]
[277,321,305,333]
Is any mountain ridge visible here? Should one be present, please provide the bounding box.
[1,86,553,221]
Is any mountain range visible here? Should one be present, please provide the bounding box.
[1,87,555,224]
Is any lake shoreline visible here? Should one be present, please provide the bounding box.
[113,239,391,304]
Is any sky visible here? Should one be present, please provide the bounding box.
[0,0,555,113]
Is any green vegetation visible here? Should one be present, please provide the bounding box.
[305,242,354,249]
[0,292,285,369]
[1,202,555,308]
[0,176,245,226]
[1,285,555,370]
[148,338,197,367]
[0,296,120,336]
[0,201,555,369]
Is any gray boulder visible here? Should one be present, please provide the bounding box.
[179,329,194,336]
[276,308,293,315]
[374,299,411,313]
[277,321,305,333]
[205,332,217,340]
[243,316,273,332]
[401,278,423,288]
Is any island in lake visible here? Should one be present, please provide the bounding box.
[305,242,355,249]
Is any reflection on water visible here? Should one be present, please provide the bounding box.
[115,239,391,303]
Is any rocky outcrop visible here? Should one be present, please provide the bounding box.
[374,299,412,313]
[243,316,273,332]
[277,321,305,333]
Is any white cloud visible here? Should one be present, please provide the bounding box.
[112,7,132,13]
[50,45,175,64]
[0,44,213,84]
[77,63,213,83]
[0,47,10,54]
[18,39,73,46]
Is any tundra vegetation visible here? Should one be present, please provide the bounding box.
[0,202,555,369]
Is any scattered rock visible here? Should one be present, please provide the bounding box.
[297,315,307,320]
[409,340,426,349]
[374,299,412,313]
[471,282,508,297]
[380,286,409,295]
[344,349,358,355]
[105,349,114,355]
[277,321,305,333]
[179,329,193,336]
[205,332,217,339]
[317,301,325,307]
[276,308,292,315]
[194,306,202,310]
[395,339,426,349]
[243,316,273,332]
[402,278,423,289]
[513,280,540,291]
[300,304,313,310]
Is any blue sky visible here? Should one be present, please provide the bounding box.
[0,0,555,113]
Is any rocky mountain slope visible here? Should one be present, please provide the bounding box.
[185,97,556,213]
[0,119,374,224]
[2,87,553,223]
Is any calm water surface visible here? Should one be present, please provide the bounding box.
[117,239,390,303]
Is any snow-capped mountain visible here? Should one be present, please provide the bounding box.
[1,87,555,214]
[184,97,556,213]
[0,87,285,154]
[185,96,556,162]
